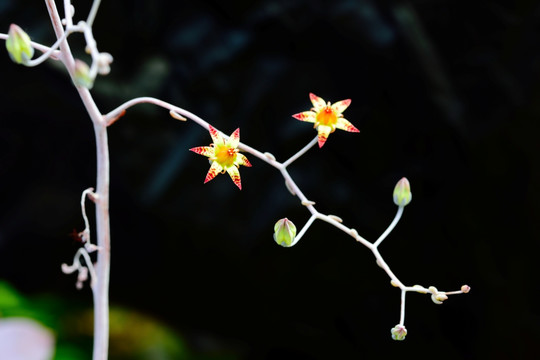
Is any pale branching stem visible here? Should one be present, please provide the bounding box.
[25,25,83,66]
[373,206,404,248]
[46,1,110,359]
[82,24,100,79]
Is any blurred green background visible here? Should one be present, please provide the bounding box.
[1,0,539,358]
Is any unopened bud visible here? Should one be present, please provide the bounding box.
[5,24,34,65]
[432,292,448,304]
[73,59,94,89]
[273,218,297,247]
[461,285,471,294]
[97,52,113,75]
[393,177,412,207]
[391,325,407,341]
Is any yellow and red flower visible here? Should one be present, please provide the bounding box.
[292,93,359,147]
[190,125,251,190]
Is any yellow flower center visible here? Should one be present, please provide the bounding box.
[316,106,338,127]
[214,144,237,168]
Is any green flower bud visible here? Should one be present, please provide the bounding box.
[390,324,407,341]
[73,59,94,89]
[273,218,297,247]
[5,24,34,65]
[393,177,412,207]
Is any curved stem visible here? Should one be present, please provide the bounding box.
[25,25,83,66]
[373,206,404,248]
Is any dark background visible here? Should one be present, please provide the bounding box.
[1,0,539,359]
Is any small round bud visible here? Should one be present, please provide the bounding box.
[393,177,412,207]
[461,285,471,294]
[97,52,113,75]
[5,24,34,65]
[432,292,448,304]
[391,325,407,341]
[273,218,297,247]
[73,59,94,89]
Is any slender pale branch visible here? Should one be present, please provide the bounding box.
[290,214,317,246]
[45,1,110,359]
[87,0,102,28]
[282,136,318,168]
[373,206,404,248]
[399,290,406,325]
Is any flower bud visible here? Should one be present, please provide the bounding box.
[273,218,297,247]
[96,52,113,75]
[393,177,412,207]
[391,325,407,341]
[431,292,448,304]
[73,59,94,89]
[5,24,34,65]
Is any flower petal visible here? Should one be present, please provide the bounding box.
[228,128,240,148]
[204,161,223,184]
[189,146,214,158]
[331,99,351,114]
[236,153,252,167]
[226,166,242,190]
[292,111,316,123]
[336,118,360,133]
[309,93,326,109]
[317,125,332,147]
[208,125,223,145]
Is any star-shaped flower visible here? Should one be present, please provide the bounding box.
[190,125,252,190]
[292,93,359,147]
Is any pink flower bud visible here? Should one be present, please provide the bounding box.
[273,218,297,247]
[391,324,407,341]
[393,177,412,207]
[5,24,34,65]
[73,59,94,89]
